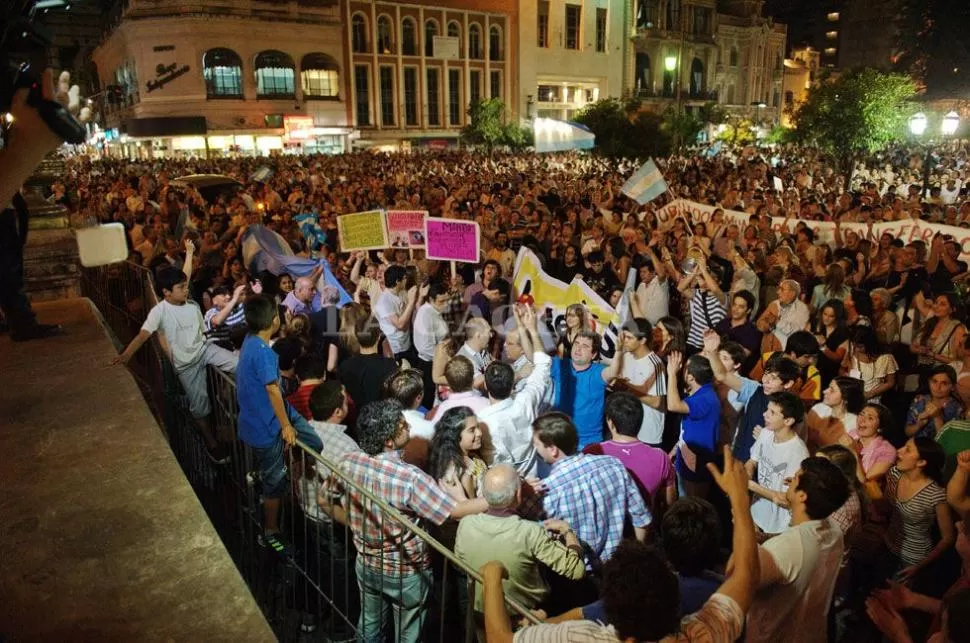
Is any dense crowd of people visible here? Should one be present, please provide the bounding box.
[81,141,970,642]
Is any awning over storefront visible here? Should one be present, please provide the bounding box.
[533,118,595,153]
[122,116,207,138]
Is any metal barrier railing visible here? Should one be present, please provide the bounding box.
[82,262,543,641]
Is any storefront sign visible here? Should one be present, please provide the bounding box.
[336,210,388,251]
[425,218,480,262]
[386,210,428,248]
[146,62,190,93]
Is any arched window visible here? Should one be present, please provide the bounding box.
[469,23,483,59]
[254,50,295,98]
[448,21,461,52]
[690,58,704,96]
[489,25,502,60]
[203,47,243,99]
[377,15,393,54]
[729,47,739,67]
[402,17,418,56]
[425,19,439,57]
[352,13,368,53]
[635,52,651,94]
[301,52,339,99]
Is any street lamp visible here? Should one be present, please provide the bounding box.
[664,55,677,71]
[908,111,927,136]
[942,111,960,136]
[908,110,960,197]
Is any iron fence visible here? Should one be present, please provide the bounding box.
[82,262,541,641]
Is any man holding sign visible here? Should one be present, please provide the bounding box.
[375,264,429,362]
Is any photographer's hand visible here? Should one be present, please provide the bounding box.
[0,83,65,210]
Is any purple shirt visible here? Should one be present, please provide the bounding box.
[596,440,674,501]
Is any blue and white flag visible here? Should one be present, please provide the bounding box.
[294,212,327,251]
[241,225,352,308]
[705,141,724,157]
[621,158,668,205]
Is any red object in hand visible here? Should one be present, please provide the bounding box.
[518,294,534,306]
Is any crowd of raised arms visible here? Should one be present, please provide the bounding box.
[83,142,970,643]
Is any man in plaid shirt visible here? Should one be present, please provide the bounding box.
[520,412,653,570]
[328,399,487,643]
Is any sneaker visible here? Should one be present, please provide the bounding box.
[258,531,292,556]
[204,443,231,465]
[300,614,318,633]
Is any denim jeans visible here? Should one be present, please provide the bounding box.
[355,559,431,643]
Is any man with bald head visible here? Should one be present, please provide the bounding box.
[283,275,316,317]
[454,464,586,616]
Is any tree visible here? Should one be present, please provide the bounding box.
[502,122,534,152]
[895,0,970,98]
[574,97,673,163]
[461,98,506,153]
[790,68,917,190]
[661,108,703,150]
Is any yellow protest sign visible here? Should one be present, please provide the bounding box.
[336,210,388,251]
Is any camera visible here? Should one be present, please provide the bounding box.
[1,5,87,145]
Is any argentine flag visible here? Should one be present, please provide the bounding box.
[240,225,352,308]
[621,159,668,205]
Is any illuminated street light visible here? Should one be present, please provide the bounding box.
[908,111,927,136]
[942,111,960,136]
[664,56,677,71]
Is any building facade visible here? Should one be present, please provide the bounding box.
[780,46,820,127]
[715,0,787,116]
[630,0,719,107]
[344,0,517,150]
[92,0,354,157]
[628,0,786,122]
[516,0,628,122]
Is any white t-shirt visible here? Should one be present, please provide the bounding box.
[750,430,810,534]
[622,352,667,445]
[745,520,845,643]
[635,276,669,326]
[374,289,411,355]
[141,299,206,370]
[413,302,449,362]
[809,403,858,434]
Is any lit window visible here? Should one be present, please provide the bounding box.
[827,12,839,21]
[826,31,838,39]
[824,48,837,56]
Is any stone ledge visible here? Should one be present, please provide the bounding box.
[0,299,274,642]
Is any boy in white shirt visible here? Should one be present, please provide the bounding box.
[747,391,810,535]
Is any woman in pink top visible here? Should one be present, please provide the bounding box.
[847,403,897,485]
[583,392,677,512]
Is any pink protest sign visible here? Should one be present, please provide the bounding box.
[386,210,428,248]
[424,218,480,263]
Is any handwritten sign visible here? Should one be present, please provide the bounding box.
[336,210,388,251]
[386,210,428,248]
[425,218,480,263]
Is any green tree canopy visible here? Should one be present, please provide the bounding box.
[461,98,507,152]
[790,68,917,188]
[574,98,673,162]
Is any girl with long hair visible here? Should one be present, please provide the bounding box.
[428,406,487,502]
[558,303,590,359]
[813,299,851,389]
[843,325,898,403]
[912,292,967,382]
[806,376,866,451]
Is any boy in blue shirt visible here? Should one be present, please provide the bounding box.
[237,294,322,554]
[665,350,721,499]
